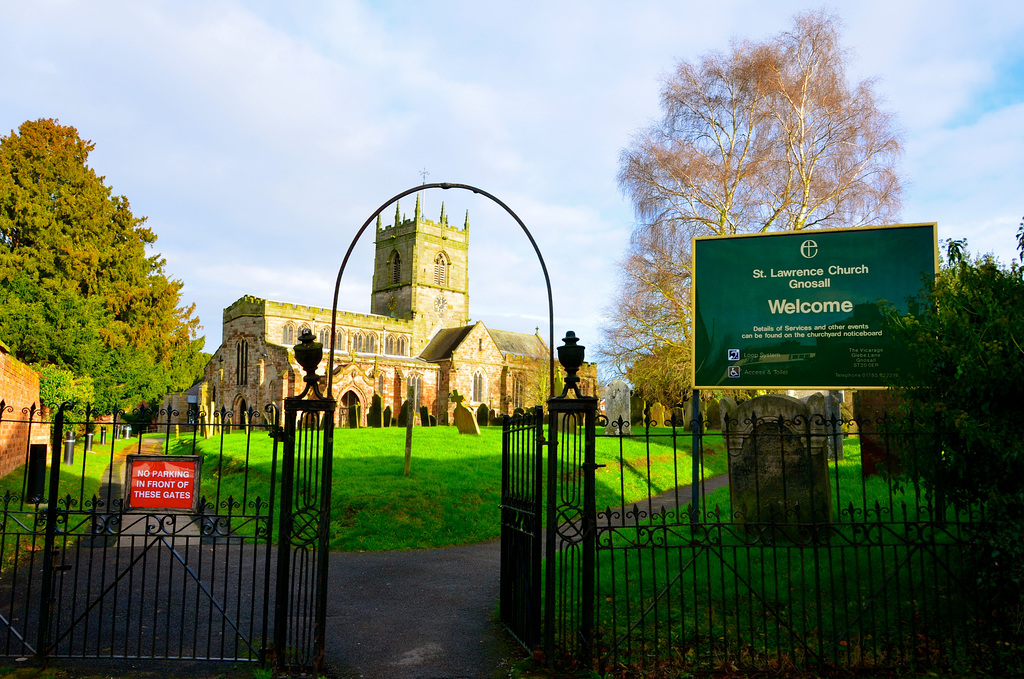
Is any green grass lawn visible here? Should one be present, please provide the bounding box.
[173,423,722,552]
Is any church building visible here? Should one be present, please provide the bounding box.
[169,198,593,428]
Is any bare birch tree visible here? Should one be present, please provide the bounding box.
[604,10,903,402]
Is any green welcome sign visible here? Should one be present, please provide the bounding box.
[692,223,937,389]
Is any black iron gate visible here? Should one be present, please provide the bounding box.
[499,405,543,649]
[0,331,334,673]
[0,401,280,661]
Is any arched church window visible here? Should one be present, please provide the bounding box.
[367,333,376,354]
[377,371,385,395]
[398,337,407,356]
[434,252,448,286]
[391,252,401,285]
[318,328,329,346]
[353,332,364,352]
[385,335,395,355]
[473,371,485,403]
[512,374,525,410]
[282,323,295,345]
[236,339,249,386]
[409,374,422,408]
[337,329,345,351]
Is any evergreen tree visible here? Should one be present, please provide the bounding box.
[0,119,206,412]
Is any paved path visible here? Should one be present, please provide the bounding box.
[324,542,519,679]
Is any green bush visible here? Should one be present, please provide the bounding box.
[884,230,1024,640]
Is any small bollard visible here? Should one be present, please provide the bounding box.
[63,432,75,465]
[100,426,107,445]
[85,432,93,453]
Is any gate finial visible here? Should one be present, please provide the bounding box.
[293,328,325,398]
[556,331,585,398]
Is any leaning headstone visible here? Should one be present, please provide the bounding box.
[382,405,392,428]
[604,379,631,436]
[450,390,480,435]
[648,402,665,428]
[725,394,832,539]
[719,396,738,431]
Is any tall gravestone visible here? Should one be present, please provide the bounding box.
[604,379,631,436]
[725,394,833,540]
[647,402,665,428]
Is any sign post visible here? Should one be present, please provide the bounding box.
[692,223,937,390]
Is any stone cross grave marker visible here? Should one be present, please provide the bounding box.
[450,389,480,435]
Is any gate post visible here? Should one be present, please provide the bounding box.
[544,332,599,666]
[37,401,71,657]
[274,329,336,674]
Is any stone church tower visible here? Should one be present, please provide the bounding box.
[370,195,469,355]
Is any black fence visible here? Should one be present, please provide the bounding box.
[0,401,278,661]
[0,385,334,674]
[517,394,1015,676]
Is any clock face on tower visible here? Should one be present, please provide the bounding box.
[434,294,447,317]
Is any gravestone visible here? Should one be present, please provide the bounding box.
[630,396,645,427]
[604,379,631,436]
[450,390,480,435]
[705,399,721,431]
[853,389,903,477]
[672,406,686,429]
[725,394,833,539]
[804,391,844,460]
[719,396,738,431]
[647,402,665,428]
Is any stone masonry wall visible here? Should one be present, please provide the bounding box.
[0,346,49,477]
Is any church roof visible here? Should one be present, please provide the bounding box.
[488,329,548,360]
[418,326,476,362]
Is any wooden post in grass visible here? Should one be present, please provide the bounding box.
[404,383,414,475]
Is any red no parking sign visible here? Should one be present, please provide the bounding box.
[125,455,202,511]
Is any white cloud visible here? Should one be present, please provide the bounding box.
[2,0,1023,359]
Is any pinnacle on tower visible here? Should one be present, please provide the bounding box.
[376,214,382,230]
[464,210,470,231]
[415,194,421,220]
[394,201,401,228]
[439,202,447,225]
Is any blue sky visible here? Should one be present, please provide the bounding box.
[2,0,1022,362]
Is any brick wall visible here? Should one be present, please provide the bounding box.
[0,345,49,478]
